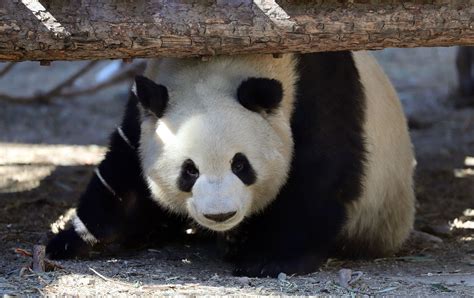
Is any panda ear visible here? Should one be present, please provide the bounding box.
[237,77,283,113]
[133,75,169,118]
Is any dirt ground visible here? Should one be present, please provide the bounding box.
[1,48,473,295]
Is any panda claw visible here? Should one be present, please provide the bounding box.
[46,228,91,259]
[232,254,323,277]
[232,260,271,277]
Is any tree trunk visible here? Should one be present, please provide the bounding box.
[0,0,473,62]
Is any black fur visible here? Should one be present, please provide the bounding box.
[134,75,169,118]
[47,228,92,259]
[231,153,256,185]
[177,159,200,192]
[46,94,186,259]
[46,52,367,278]
[228,52,366,277]
[237,77,283,113]
[454,46,474,108]
[456,46,474,97]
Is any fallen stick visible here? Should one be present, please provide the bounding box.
[14,246,64,272]
[89,267,114,282]
[32,245,45,272]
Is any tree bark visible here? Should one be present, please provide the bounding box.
[0,0,473,62]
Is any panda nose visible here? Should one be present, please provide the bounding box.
[203,211,236,222]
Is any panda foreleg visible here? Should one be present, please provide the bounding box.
[46,165,137,259]
[231,190,347,277]
[46,96,184,259]
[46,108,153,260]
[46,223,94,259]
[47,148,184,259]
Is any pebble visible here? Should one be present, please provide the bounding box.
[411,230,443,244]
[236,276,250,285]
[422,224,452,237]
[277,272,287,281]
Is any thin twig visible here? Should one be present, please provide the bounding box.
[15,247,64,271]
[0,61,99,103]
[0,61,144,104]
[0,92,32,103]
[46,60,99,98]
[15,247,33,257]
[0,62,16,78]
[60,63,143,97]
[89,267,114,282]
[35,288,45,296]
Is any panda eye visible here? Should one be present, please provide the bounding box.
[231,153,256,185]
[178,159,200,192]
[184,160,199,178]
[232,161,245,173]
[231,154,247,173]
[187,167,199,177]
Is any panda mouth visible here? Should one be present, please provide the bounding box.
[199,214,243,232]
[186,201,244,232]
[194,210,244,232]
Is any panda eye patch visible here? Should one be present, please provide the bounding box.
[231,153,257,185]
[183,160,199,178]
[178,159,199,192]
[237,77,283,114]
[232,161,244,173]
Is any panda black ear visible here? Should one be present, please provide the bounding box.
[133,75,169,118]
[237,77,283,113]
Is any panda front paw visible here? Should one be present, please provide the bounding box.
[46,228,92,259]
[232,254,323,277]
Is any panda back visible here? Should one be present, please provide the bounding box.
[341,51,415,256]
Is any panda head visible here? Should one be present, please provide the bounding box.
[135,55,297,232]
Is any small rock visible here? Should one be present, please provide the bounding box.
[410,230,443,244]
[277,272,287,281]
[337,268,364,287]
[338,268,352,287]
[236,276,250,285]
[421,223,452,237]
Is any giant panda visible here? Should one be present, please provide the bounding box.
[46,51,415,277]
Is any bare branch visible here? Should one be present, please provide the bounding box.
[0,61,145,104]
[46,61,99,98]
[0,63,16,78]
[60,63,143,98]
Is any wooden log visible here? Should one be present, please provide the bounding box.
[0,0,473,62]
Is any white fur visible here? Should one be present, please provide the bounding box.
[140,52,415,249]
[141,54,298,231]
[73,214,98,245]
[341,51,416,254]
[188,173,251,231]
